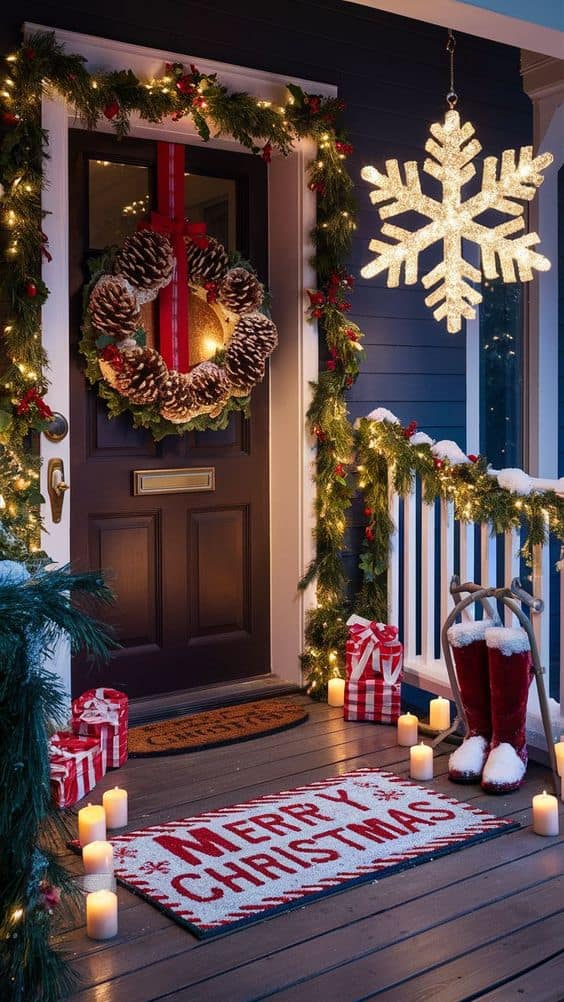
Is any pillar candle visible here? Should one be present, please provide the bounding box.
[103,787,128,829]
[327,677,345,707]
[532,791,559,836]
[83,840,114,875]
[429,696,450,731]
[86,889,118,940]
[78,804,106,847]
[410,742,434,781]
[554,739,564,777]
[397,712,418,747]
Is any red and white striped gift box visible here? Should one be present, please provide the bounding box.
[72,687,128,769]
[344,615,403,724]
[49,731,106,808]
[344,677,402,723]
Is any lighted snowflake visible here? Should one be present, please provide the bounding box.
[140,859,170,875]
[361,110,553,333]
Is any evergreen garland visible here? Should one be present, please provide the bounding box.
[0,31,362,604]
[0,561,114,1001]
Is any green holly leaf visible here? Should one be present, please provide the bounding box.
[359,550,376,582]
[134,328,146,347]
[286,83,305,108]
[192,111,210,142]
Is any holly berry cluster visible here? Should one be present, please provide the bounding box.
[307,270,354,320]
[15,387,53,423]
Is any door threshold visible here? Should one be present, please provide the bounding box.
[128,674,302,726]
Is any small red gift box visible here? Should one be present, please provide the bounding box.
[49,731,106,808]
[344,615,403,723]
[71,687,128,768]
[344,678,402,723]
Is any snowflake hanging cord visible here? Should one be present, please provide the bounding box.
[360,110,553,333]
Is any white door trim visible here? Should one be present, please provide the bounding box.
[33,24,334,694]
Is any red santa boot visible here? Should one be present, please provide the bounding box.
[481,627,534,794]
[446,619,496,783]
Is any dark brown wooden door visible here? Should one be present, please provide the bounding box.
[69,131,270,699]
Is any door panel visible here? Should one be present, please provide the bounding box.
[189,507,249,635]
[70,131,270,699]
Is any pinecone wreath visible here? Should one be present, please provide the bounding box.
[224,336,266,395]
[187,236,228,286]
[218,267,263,314]
[115,348,168,405]
[234,312,278,354]
[115,230,174,303]
[89,276,140,340]
[82,223,279,436]
[160,371,196,423]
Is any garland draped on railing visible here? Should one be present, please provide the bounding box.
[302,409,564,697]
[0,30,363,571]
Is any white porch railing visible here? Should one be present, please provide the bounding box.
[388,472,563,753]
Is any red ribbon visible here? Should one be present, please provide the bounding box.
[137,142,208,371]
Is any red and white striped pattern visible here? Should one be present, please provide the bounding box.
[106,768,517,937]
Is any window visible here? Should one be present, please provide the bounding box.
[479,278,523,467]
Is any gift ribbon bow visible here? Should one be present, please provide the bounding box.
[76,697,120,727]
[347,618,401,684]
[137,142,208,372]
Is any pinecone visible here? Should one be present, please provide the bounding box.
[160,371,196,422]
[219,267,263,314]
[89,276,140,339]
[115,230,174,300]
[232,312,278,355]
[187,361,230,408]
[186,236,228,286]
[224,335,265,394]
[115,348,168,405]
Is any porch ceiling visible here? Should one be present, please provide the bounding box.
[344,0,564,58]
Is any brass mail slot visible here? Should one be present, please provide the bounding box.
[133,467,215,496]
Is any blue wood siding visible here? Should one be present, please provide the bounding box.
[0,2,531,447]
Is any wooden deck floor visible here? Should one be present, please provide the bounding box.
[55,696,564,1001]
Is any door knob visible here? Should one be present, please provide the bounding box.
[47,458,69,523]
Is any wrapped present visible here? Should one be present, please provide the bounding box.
[72,687,128,768]
[344,678,402,723]
[344,615,403,723]
[49,731,106,808]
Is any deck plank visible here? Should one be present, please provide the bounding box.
[55,697,563,1002]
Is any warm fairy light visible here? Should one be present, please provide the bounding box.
[0,496,5,509]
[361,109,553,333]
[91,79,98,89]
[6,54,17,62]
[12,908,23,922]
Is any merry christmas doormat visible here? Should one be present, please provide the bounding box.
[108,768,518,938]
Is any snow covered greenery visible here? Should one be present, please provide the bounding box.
[356,411,564,584]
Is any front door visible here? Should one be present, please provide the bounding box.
[69,132,270,699]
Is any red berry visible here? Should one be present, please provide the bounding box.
[365,526,375,541]
[468,454,478,463]
[363,507,372,517]
[433,458,443,470]
[103,101,120,120]
[2,111,19,125]
[334,464,345,477]
[25,282,37,298]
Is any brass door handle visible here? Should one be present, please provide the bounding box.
[47,458,69,523]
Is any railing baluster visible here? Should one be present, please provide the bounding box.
[459,520,475,620]
[421,500,435,664]
[532,515,550,672]
[403,480,417,663]
[504,528,520,626]
[440,499,454,652]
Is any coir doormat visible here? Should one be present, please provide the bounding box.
[128,699,309,757]
[108,768,518,938]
